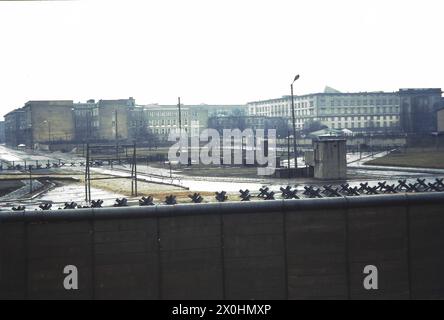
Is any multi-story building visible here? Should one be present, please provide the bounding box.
[0,121,5,144]
[247,88,403,133]
[23,100,75,146]
[73,99,100,141]
[95,98,135,141]
[128,105,147,141]
[4,98,137,147]
[202,104,247,117]
[4,109,26,147]
[438,108,444,133]
[73,97,136,141]
[4,101,75,147]
[143,104,209,140]
[398,89,443,133]
[208,115,289,138]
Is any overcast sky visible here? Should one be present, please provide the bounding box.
[0,0,443,118]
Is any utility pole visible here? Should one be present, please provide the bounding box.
[287,130,291,169]
[115,109,119,163]
[115,109,118,140]
[131,142,138,196]
[85,143,91,202]
[87,110,91,141]
[291,74,300,169]
[178,97,183,165]
[85,144,88,202]
[29,165,32,194]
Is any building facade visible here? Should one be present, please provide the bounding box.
[73,99,100,141]
[128,105,147,141]
[23,100,75,146]
[438,108,444,133]
[202,104,247,117]
[143,104,209,140]
[4,101,74,147]
[4,109,26,147]
[0,121,5,144]
[208,115,289,137]
[72,97,136,142]
[247,89,403,133]
[96,98,134,141]
[4,98,137,148]
[398,89,443,133]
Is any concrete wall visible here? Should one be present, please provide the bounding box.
[1,193,444,300]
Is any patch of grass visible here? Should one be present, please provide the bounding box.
[88,178,207,199]
[365,150,444,169]
[85,178,243,203]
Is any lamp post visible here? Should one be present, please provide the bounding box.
[71,107,76,141]
[287,130,291,169]
[178,97,183,165]
[115,109,119,163]
[291,74,300,169]
[87,110,92,141]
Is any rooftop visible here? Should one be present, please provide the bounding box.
[247,88,441,105]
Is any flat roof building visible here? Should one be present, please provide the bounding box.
[73,97,136,142]
[143,104,209,140]
[438,108,444,133]
[4,109,26,147]
[4,101,74,148]
[0,121,5,144]
[399,88,443,133]
[247,87,443,134]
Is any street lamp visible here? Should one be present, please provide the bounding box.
[291,74,300,169]
[177,97,183,166]
[71,107,76,141]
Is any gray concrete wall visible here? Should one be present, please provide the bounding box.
[1,193,444,300]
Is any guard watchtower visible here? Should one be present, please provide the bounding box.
[313,138,347,180]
